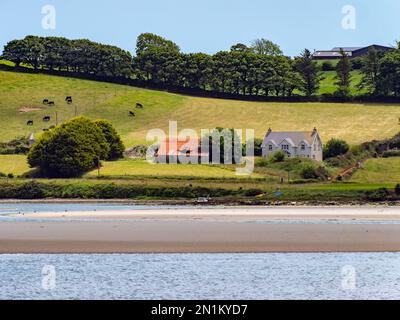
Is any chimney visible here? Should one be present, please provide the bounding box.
[312,127,317,136]
[267,128,272,135]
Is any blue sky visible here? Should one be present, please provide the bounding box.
[1,0,399,57]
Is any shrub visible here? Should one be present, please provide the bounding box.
[382,150,400,158]
[300,164,319,179]
[94,120,125,160]
[0,172,6,178]
[270,150,286,163]
[395,184,400,196]
[365,188,389,202]
[0,137,29,155]
[7,173,14,179]
[27,117,110,178]
[244,188,264,197]
[323,138,350,159]
[321,61,334,71]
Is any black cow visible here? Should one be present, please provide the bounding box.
[48,101,55,106]
[129,111,136,117]
[27,120,34,126]
[65,96,72,101]
[43,116,51,122]
[43,99,49,105]
[136,103,143,109]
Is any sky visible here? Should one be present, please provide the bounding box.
[0,0,399,57]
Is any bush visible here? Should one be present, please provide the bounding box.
[27,117,110,178]
[270,150,286,163]
[0,137,30,155]
[365,188,389,202]
[321,61,334,71]
[395,184,400,196]
[323,138,350,159]
[94,120,125,160]
[244,188,264,197]
[382,150,400,158]
[351,57,363,70]
[300,163,330,180]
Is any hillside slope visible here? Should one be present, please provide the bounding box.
[1,70,400,147]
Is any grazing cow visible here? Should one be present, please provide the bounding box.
[48,101,55,106]
[136,103,143,109]
[43,99,49,105]
[129,111,136,117]
[43,116,51,122]
[27,120,34,126]
[65,96,72,101]
[67,99,73,104]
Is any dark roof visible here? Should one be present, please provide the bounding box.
[331,47,363,51]
[313,45,393,58]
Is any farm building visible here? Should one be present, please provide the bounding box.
[261,128,323,161]
[312,44,393,60]
[154,137,209,164]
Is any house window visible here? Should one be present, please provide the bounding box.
[301,144,305,150]
[269,144,273,151]
[281,145,289,150]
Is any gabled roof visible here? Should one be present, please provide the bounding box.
[156,137,206,156]
[262,130,318,147]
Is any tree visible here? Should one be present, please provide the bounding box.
[251,38,283,56]
[334,48,352,97]
[95,120,125,160]
[323,138,350,159]
[136,33,180,56]
[28,117,110,177]
[2,40,27,67]
[377,49,400,96]
[359,47,381,95]
[294,49,322,97]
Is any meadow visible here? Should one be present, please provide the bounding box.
[1,69,400,149]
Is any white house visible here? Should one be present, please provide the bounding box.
[261,128,323,161]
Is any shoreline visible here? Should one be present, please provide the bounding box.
[1,207,400,254]
[0,198,400,207]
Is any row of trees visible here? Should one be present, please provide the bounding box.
[2,36,132,77]
[3,33,400,97]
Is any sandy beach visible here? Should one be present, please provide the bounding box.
[1,206,400,253]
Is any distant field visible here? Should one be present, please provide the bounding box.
[0,155,30,175]
[350,158,400,184]
[1,69,400,148]
[319,70,366,95]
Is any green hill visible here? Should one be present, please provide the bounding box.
[1,69,400,148]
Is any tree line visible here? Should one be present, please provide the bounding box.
[2,34,400,97]
[2,36,132,78]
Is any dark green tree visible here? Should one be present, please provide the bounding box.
[294,49,322,97]
[323,138,350,159]
[28,117,110,177]
[334,48,352,97]
[95,120,125,160]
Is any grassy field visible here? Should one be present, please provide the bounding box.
[318,70,366,95]
[86,159,263,179]
[1,69,400,148]
[0,155,30,175]
[350,158,400,184]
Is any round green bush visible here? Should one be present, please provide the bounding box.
[28,117,110,177]
[95,120,125,160]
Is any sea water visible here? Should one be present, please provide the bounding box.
[0,253,400,300]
